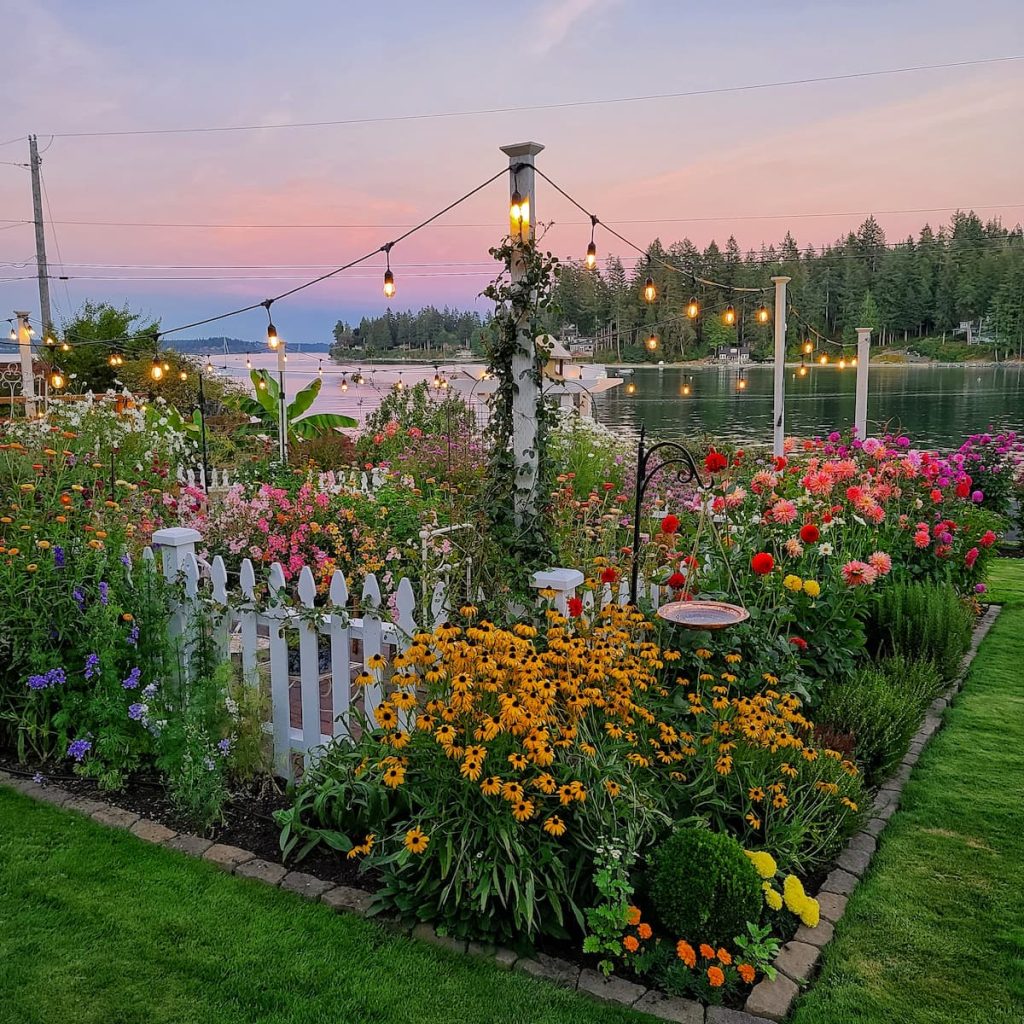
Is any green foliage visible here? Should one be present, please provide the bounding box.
[330,306,487,358]
[868,581,973,679]
[647,827,762,946]
[236,370,356,442]
[817,656,942,786]
[582,836,637,975]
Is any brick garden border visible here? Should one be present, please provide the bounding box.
[0,604,1002,1024]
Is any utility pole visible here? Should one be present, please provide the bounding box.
[499,141,543,523]
[28,136,53,336]
[771,276,790,456]
[14,311,36,418]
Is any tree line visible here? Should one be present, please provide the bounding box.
[552,211,1024,361]
[330,306,488,359]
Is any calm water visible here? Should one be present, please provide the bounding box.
[592,364,1024,448]
[216,354,1024,450]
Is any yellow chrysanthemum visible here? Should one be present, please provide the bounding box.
[745,850,778,880]
[803,579,821,598]
[783,574,803,592]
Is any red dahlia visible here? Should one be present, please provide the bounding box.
[799,523,820,544]
[751,552,775,575]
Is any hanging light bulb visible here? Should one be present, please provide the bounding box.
[850,355,858,367]
[245,354,252,370]
[383,243,396,298]
[839,357,847,370]
[44,335,56,347]
[27,324,35,337]
[257,378,267,390]
[756,304,771,324]
[179,370,188,381]
[686,297,700,319]
[49,368,65,390]
[645,333,659,352]
[61,341,71,353]
[681,383,692,396]
[736,376,748,391]
[798,362,808,377]
[643,275,657,303]
[150,357,164,382]
[354,370,364,385]
[108,352,119,368]
[585,214,598,270]
[204,358,214,374]
[340,375,349,392]
[509,178,524,236]
[8,326,15,341]
[162,360,171,372]
[625,381,637,395]
[317,360,323,379]
[432,367,442,389]
[818,353,829,365]
[802,340,814,355]
[722,305,737,326]
[267,323,280,350]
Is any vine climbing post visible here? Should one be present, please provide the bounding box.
[771,276,790,457]
[500,141,544,522]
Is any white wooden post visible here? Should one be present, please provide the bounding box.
[530,568,584,615]
[238,558,260,689]
[327,570,351,738]
[14,312,36,418]
[151,527,202,644]
[296,566,321,769]
[500,141,544,523]
[266,562,292,781]
[855,327,871,438]
[361,574,384,723]
[771,277,790,456]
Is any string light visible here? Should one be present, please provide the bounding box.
[383,243,396,299]
[108,352,124,367]
[44,335,55,347]
[204,358,214,373]
[585,215,598,270]
[432,367,442,389]
[264,300,280,350]
[245,354,252,369]
[162,359,171,372]
[756,304,771,324]
[49,368,65,390]
[8,326,15,341]
[722,305,737,326]
[643,275,657,304]
[149,356,164,382]
[354,370,364,385]
[736,375,748,391]
[340,375,349,392]
[625,380,637,396]
[802,340,814,355]
[850,355,858,367]
[681,382,692,396]
[685,297,700,319]
[645,333,659,352]
[818,353,829,365]
[27,325,35,337]
[839,357,847,370]
[798,362,808,377]
[317,360,323,379]
[60,341,71,352]
[257,378,267,390]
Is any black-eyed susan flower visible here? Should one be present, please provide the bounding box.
[542,815,566,837]
[404,827,429,854]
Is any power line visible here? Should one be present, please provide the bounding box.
[25,55,1024,139]
[2,203,1022,231]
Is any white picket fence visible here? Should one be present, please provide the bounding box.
[175,465,392,495]
[149,527,690,782]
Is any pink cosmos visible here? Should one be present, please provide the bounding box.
[842,560,877,587]
[868,551,892,576]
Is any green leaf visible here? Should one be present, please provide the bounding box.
[286,377,322,421]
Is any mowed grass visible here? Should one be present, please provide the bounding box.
[0,789,646,1024]
[791,559,1024,1024]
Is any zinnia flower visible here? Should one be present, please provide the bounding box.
[965,546,979,568]
[661,513,680,534]
[567,596,583,617]
[867,551,892,576]
[704,450,728,473]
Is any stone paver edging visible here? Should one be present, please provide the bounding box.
[0,604,1001,1024]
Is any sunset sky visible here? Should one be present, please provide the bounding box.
[2,0,1023,343]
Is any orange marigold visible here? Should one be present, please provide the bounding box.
[623,935,640,953]
[717,948,732,966]
[625,906,642,926]
[637,923,653,940]
[676,940,696,968]
[707,966,725,988]
[738,963,756,985]
[699,943,716,960]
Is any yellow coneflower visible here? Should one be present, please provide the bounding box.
[404,827,429,854]
[382,765,406,789]
[511,799,535,822]
[480,776,501,796]
[542,815,566,837]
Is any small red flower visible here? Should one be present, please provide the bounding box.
[661,514,681,534]
[980,530,997,548]
[704,450,728,473]
[600,567,619,584]
[773,455,788,471]
[751,552,775,575]
[930,488,942,502]
[799,523,820,544]
[789,636,808,650]
[567,596,583,617]
[667,572,687,589]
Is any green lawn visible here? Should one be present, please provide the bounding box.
[791,560,1024,1024]
[0,788,644,1024]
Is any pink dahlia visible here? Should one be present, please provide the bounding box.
[842,560,878,587]
[868,551,892,576]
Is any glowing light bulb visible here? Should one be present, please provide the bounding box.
[49,369,65,390]
[850,355,858,366]
[798,363,808,377]
[819,354,828,365]
[625,381,637,395]
[109,353,119,367]
[61,341,71,353]
[585,241,597,270]
[150,358,164,382]
[839,358,847,370]
[383,269,396,299]
[354,371,364,385]
[267,323,280,350]
[204,359,214,373]
[686,297,700,319]
[803,340,814,355]
[756,305,770,324]
[643,276,657,303]
[9,327,16,341]
[681,383,691,396]
[722,305,737,326]
[258,379,266,390]
[509,189,524,233]
[645,333,659,352]
[737,377,748,391]
[340,376,349,392]
[45,335,55,347]
[245,356,252,369]
[27,325,35,336]
[179,370,188,381]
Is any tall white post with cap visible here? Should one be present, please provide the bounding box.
[500,141,543,522]
[14,311,35,419]
[770,277,790,456]
[854,327,871,437]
